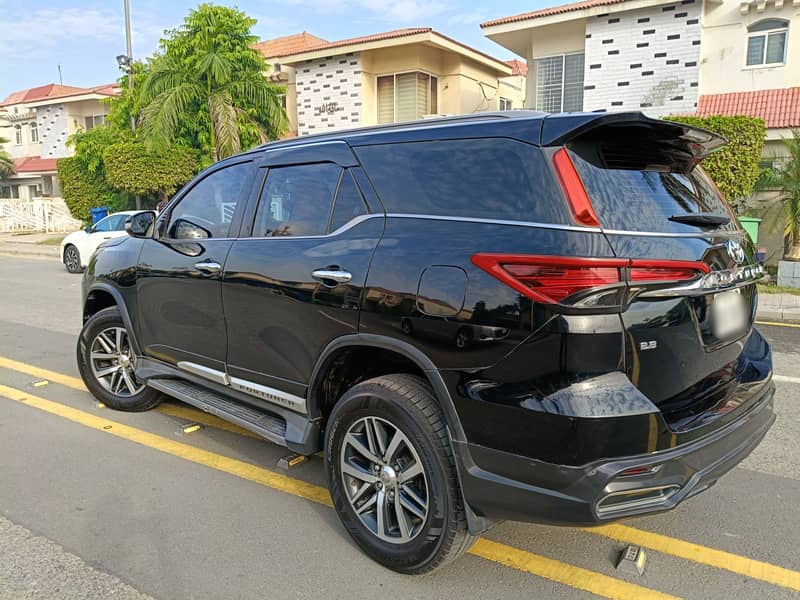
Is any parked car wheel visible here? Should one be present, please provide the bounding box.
[77,307,161,412]
[63,244,82,274]
[325,374,475,573]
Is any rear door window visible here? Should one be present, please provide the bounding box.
[253,163,341,237]
[354,139,571,224]
[569,150,737,234]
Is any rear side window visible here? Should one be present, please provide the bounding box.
[569,150,736,234]
[253,163,341,237]
[355,139,570,224]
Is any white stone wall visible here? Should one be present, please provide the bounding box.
[37,104,69,158]
[296,52,362,136]
[582,0,701,116]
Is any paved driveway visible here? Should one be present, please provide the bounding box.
[1,256,798,599]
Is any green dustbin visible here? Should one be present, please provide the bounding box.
[738,216,761,244]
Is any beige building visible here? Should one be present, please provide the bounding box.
[255,28,521,137]
[0,83,120,200]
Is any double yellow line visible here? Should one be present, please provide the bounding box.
[1,355,799,597]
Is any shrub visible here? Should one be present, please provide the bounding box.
[103,142,200,202]
[666,115,766,214]
[57,157,118,222]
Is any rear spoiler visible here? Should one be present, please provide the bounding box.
[539,112,727,173]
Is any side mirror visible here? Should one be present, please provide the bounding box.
[84,225,93,234]
[125,211,157,239]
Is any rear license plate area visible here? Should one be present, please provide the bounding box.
[711,289,747,340]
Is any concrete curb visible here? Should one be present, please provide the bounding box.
[0,245,60,260]
[756,308,800,324]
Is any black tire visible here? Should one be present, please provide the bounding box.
[325,374,475,574]
[77,307,161,412]
[63,244,82,274]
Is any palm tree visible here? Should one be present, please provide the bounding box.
[139,6,286,162]
[0,136,15,178]
[758,129,800,259]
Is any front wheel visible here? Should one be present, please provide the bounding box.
[63,245,82,273]
[325,374,475,573]
[77,307,161,412]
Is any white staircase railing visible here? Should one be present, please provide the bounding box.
[0,198,83,233]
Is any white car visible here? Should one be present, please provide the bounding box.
[60,211,138,273]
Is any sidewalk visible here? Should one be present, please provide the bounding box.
[0,232,62,259]
[756,292,800,323]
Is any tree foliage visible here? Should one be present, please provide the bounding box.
[757,130,800,254]
[0,137,14,178]
[666,115,766,214]
[104,142,199,200]
[139,3,286,162]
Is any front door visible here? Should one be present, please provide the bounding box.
[222,152,383,412]
[136,159,254,379]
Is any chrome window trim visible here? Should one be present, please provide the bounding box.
[603,228,742,239]
[384,213,602,233]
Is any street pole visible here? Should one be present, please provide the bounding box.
[123,0,140,209]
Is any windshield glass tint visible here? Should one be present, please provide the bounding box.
[569,150,736,233]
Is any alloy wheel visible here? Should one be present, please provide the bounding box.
[89,326,144,397]
[64,247,80,272]
[340,416,429,544]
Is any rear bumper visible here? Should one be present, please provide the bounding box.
[456,379,775,526]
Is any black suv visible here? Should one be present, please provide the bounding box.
[78,111,775,573]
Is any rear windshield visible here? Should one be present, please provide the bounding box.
[569,149,737,234]
[355,139,571,224]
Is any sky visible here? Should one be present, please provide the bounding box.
[0,0,549,100]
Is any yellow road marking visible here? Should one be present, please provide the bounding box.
[0,356,258,439]
[3,356,800,593]
[755,320,800,329]
[470,539,676,599]
[0,382,677,600]
[586,524,800,593]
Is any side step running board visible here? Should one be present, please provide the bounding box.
[148,378,288,446]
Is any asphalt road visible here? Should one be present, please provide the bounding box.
[1,255,799,600]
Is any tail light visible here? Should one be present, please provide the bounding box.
[471,254,709,309]
[552,148,600,228]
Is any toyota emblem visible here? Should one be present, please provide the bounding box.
[725,239,746,265]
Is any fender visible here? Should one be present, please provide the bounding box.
[83,282,142,356]
[308,333,493,535]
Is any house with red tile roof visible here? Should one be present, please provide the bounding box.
[255,28,519,137]
[0,82,120,201]
[481,0,799,150]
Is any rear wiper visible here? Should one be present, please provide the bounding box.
[668,212,730,227]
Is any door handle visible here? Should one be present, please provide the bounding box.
[312,268,352,285]
[194,260,221,274]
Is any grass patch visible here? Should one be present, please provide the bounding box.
[36,236,66,246]
[757,283,800,296]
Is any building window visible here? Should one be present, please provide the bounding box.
[30,122,38,143]
[28,184,42,199]
[84,115,106,130]
[0,185,20,199]
[533,53,584,113]
[377,72,438,124]
[746,19,788,66]
[14,125,22,145]
[499,97,512,111]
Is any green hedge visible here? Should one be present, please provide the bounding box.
[666,115,766,214]
[57,157,117,223]
[103,142,199,200]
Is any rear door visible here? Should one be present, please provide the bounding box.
[557,117,769,436]
[221,143,384,411]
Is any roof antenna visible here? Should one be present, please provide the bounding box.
[57,64,63,85]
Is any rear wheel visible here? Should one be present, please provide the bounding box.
[325,374,474,573]
[63,245,82,273]
[77,307,160,411]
